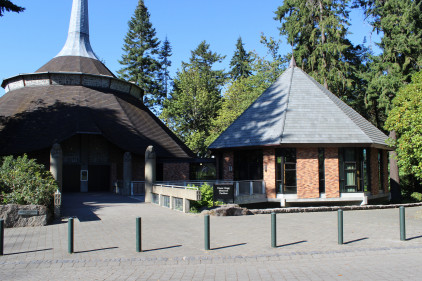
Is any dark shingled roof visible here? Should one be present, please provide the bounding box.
[0,85,194,159]
[36,56,115,77]
[209,65,389,150]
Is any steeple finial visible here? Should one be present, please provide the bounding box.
[289,54,296,68]
[56,0,99,60]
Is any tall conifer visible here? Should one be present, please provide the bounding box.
[0,0,24,16]
[230,37,253,80]
[118,0,163,112]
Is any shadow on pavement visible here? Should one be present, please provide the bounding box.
[4,248,53,256]
[344,237,369,245]
[211,243,247,250]
[61,192,143,222]
[143,245,183,252]
[407,235,422,241]
[75,247,119,254]
[277,240,307,248]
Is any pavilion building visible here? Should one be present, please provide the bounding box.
[0,0,194,195]
[209,57,390,206]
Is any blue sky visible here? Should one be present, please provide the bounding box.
[0,0,379,96]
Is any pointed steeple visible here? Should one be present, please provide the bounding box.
[289,55,296,68]
[56,0,99,60]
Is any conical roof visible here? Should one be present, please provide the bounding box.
[35,0,114,77]
[209,63,389,150]
[0,0,194,159]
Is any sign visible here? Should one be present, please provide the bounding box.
[18,210,39,216]
[213,184,235,204]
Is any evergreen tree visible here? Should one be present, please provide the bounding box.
[118,0,163,112]
[0,0,24,17]
[161,41,226,156]
[275,0,364,103]
[158,37,172,98]
[230,37,253,80]
[356,0,422,201]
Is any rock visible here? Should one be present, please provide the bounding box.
[0,204,50,228]
[204,204,253,216]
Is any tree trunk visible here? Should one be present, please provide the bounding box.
[389,130,401,202]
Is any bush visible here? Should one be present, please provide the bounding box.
[190,183,224,212]
[0,155,57,207]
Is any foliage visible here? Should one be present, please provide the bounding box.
[161,41,226,156]
[190,183,223,212]
[0,155,57,207]
[0,0,24,17]
[230,37,253,80]
[411,192,422,202]
[385,71,422,181]
[118,0,163,113]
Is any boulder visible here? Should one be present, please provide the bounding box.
[202,204,253,216]
[0,204,50,228]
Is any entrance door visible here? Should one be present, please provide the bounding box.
[88,165,111,192]
[62,165,81,193]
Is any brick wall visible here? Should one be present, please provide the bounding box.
[325,148,340,198]
[297,148,319,199]
[163,162,189,181]
[222,151,234,180]
[383,150,389,193]
[370,148,380,195]
[263,148,276,198]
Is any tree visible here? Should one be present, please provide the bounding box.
[230,37,253,80]
[118,0,163,113]
[0,0,24,17]
[158,37,172,98]
[275,0,365,103]
[385,72,422,183]
[161,41,226,156]
[356,0,422,201]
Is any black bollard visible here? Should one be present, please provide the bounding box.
[136,217,142,252]
[68,217,74,254]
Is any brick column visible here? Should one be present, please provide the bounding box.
[297,148,319,199]
[325,148,340,198]
[370,148,380,195]
[383,150,389,193]
[222,151,234,180]
[263,148,276,198]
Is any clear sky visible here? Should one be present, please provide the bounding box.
[0,0,379,96]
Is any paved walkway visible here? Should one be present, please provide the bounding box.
[1,193,422,280]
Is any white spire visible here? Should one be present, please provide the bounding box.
[56,0,99,60]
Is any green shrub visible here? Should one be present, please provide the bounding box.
[411,192,422,202]
[0,155,57,207]
[190,183,224,212]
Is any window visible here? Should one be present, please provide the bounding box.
[276,148,297,194]
[319,148,325,193]
[339,148,371,193]
[234,150,263,180]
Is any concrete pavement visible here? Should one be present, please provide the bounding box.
[1,193,422,280]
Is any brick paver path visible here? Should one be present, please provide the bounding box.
[1,193,422,280]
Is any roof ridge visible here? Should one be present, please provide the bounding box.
[295,68,385,144]
[278,66,295,143]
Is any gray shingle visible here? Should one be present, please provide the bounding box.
[209,65,388,149]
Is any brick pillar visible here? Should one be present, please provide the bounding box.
[263,148,276,199]
[370,148,380,195]
[383,150,389,193]
[222,151,234,180]
[297,148,319,199]
[325,148,340,198]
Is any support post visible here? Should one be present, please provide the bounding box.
[0,219,4,256]
[123,152,132,196]
[271,213,277,248]
[145,146,156,203]
[400,206,406,241]
[338,209,343,245]
[136,217,142,252]
[204,214,210,251]
[50,143,63,191]
[68,218,74,254]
